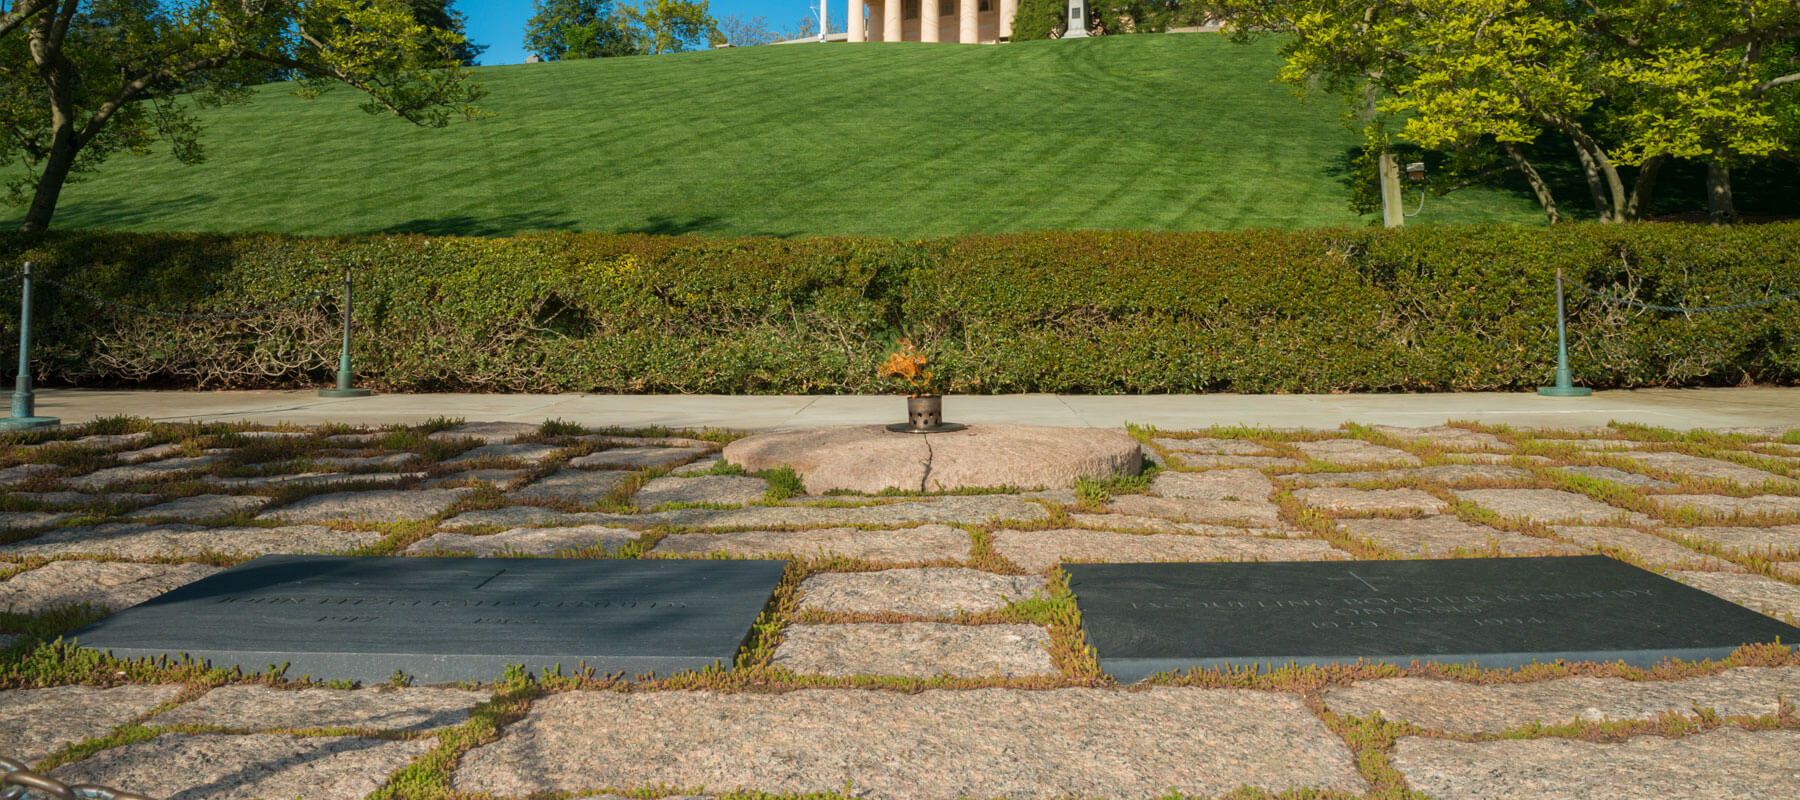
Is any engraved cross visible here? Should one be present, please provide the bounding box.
[1330,570,1390,592]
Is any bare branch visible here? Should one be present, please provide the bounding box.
[78,55,235,144]
[1758,72,1800,93]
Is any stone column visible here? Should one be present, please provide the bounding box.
[1000,0,1017,39]
[884,0,902,41]
[868,1,883,40]
[849,0,866,42]
[960,0,977,43]
[921,0,939,41]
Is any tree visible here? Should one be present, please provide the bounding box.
[523,0,637,60]
[715,13,775,47]
[1,1,486,233]
[620,0,720,55]
[1217,0,1800,223]
[407,0,487,66]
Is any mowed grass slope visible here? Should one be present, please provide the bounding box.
[40,34,1544,237]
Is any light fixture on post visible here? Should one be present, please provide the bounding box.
[1403,161,1427,218]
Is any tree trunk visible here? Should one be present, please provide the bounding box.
[1571,138,1617,222]
[1707,149,1736,224]
[1501,141,1561,224]
[1624,155,1664,222]
[17,130,76,232]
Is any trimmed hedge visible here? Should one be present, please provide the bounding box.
[1,224,1797,393]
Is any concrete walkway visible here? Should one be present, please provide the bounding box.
[22,386,1800,431]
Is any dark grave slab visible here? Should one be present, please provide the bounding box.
[1066,556,1800,682]
[71,555,786,683]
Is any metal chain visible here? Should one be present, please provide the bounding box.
[0,755,156,800]
[27,276,329,320]
[1567,279,1800,313]
[0,271,22,285]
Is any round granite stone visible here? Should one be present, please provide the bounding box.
[722,424,1142,493]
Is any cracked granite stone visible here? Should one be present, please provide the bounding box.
[1325,667,1800,733]
[796,568,1047,616]
[1292,488,1446,515]
[204,472,424,490]
[651,525,971,562]
[773,623,1056,678]
[1151,437,1271,455]
[0,464,58,487]
[1370,425,1512,451]
[424,468,530,491]
[126,494,268,521]
[0,511,75,531]
[443,442,565,466]
[1278,465,1534,487]
[1108,469,1280,527]
[150,685,489,732]
[111,443,183,464]
[1294,439,1421,466]
[567,446,706,470]
[0,684,183,761]
[1650,493,1800,518]
[310,453,419,469]
[991,528,1341,572]
[1454,488,1650,525]
[1554,465,1679,489]
[1391,728,1800,800]
[0,560,220,614]
[1065,512,1278,536]
[452,687,1366,799]
[407,525,637,556]
[1683,525,1800,558]
[257,488,471,523]
[1338,517,1584,557]
[49,733,436,800]
[1172,454,1306,469]
[0,522,380,558]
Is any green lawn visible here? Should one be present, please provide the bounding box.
[34,34,1547,237]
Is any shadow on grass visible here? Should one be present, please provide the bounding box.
[377,213,580,237]
[44,193,219,230]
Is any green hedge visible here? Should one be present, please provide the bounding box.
[1,224,1797,393]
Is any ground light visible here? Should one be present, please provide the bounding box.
[3,262,60,430]
[1539,268,1592,397]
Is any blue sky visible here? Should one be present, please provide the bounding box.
[460,0,827,65]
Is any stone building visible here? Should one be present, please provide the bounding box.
[846,0,1022,44]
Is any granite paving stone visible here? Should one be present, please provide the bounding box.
[1651,493,1800,518]
[772,623,1056,678]
[1108,469,1280,526]
[1554,465,1679,489]
[1454,488,1650,525]
[1391,728,1800,800]
[1324,667,1800,733]
[1292,488,1447,515]
[452,687,1366,799]
[322,432,385,445]
[425,468,530,490]
[1614,451,1795,487]
[991,529,1342,572]
[0,684,184,761]
[1151,437,1270,455]
[1338,517,1585,557]
[1683,524,1800,558]
[150,685,489,732]
[0,522,381,558]
[1566,438,1651,450]
[406,525,637,556]
[575,434,715,449]
[723,425,1140,494]
[7,491,112,506]
[568,446,706,470]
[443,442,564,466]
[1371,425,1512,451]
[48,733,436,800]
[1549,526,1741,571]
[126,494,268,521]
[0,464,57,487]
[66,456,221,490]
[70,432,152,449]
[1294,439,1422,466]
[427,421,539,443]
[632,475,770,508]
[0,561,221,614]
[1279,464,1534,487]
[1171,454,1306,469]
[0,511,75,530]
[1140,446,1166,468]
[796,568,1047,616]
[111,443,183,464]
[508,468,630,504]
[1452,453,1552,465]
[310,453,419,469]
[1065,512,1280,535]
[669,456,723,475]
[445,494,1049,530]
[256,488,470,523]
[651,525,971,562]
[1668,570,1800,620]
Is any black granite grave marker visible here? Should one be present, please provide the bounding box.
[1065,556,1800,682]
[71,555,787,683]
